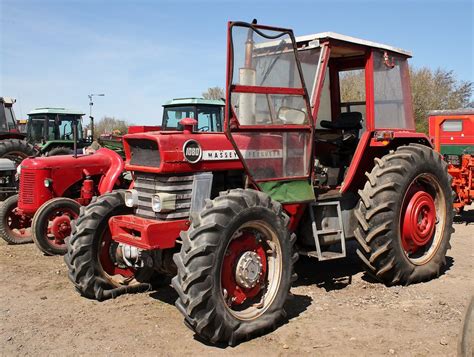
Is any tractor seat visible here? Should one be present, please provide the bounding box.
[320,112,363,131]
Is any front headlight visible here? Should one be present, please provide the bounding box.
[16,165,21,175]
[151,194,162,212]
[151,193,176,213]
[44,178,53,188]
[124,189,138,207]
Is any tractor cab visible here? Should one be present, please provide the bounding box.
[0,97,23,137]
[26,107,89,155]
[296,32,415,190]
[226,25,420,199]
[161,97,224,132]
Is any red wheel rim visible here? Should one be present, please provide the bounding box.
[399,174,446,264]
[45,208,79,247]
[402,189,436,253]
[99,231,134,278]
[221,230,268,307]
[7,207,31,238]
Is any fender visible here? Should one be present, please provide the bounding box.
[97,148,125,194]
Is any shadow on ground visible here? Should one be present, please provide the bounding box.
[454,209,474,224]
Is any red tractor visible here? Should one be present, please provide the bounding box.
[429,110,474,212]
[0,97,36,167]
[0,147,126,252]
[65,22,454,345]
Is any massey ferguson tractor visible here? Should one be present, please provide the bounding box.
[65,22,454,345]
[429,110,474,213]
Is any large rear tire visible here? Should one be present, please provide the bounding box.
[0,194,32,244]
[0,139,36,167]
[32,197,81,256]
[172,189,297,345]
[64,191,153,300]
[354,144,454,285]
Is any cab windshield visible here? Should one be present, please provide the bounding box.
[28,114,83,141]
[162,105,223,132]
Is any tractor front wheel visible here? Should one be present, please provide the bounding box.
[354,144,454,286]
[172,189,297,345]
[0,194,32,244]
[32,197,81,255]
[64,191,153,300]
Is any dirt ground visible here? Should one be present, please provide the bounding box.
[1,213,472,356]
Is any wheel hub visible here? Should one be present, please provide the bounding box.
[50,215,72,241]
[402,190,436,252]
[221,231,268,306]
[235,251,263,289]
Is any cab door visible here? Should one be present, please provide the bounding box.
[225,22,315,203]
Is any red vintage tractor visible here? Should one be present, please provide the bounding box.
[429,110,474,213]
[65,22,454,345]
[0,147,127,252]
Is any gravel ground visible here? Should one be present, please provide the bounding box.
[0,211,472,356]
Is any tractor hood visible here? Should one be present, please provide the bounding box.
[20,148,122,173]
[123,130,243,174]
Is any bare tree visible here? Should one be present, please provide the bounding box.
[93,116,132,138]
[202,87,225,100]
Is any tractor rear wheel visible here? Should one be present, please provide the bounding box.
[0,194,32,244]
[0,139,37,167]
[172,189,297,345]
[64,191,153,300]
[32,197,81,256]
[354,144,454,286]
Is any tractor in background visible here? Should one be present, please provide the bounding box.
[0,97,36,167]
[65,21,454,345]
[25,107,91,156]
[429,109,474,213]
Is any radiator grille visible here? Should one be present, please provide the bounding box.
[128,139,161,167]
[20,171,36,205]
[134,173,194,220]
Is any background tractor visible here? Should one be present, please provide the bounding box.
[429,110,474,213]
[0,97,36,167]
[26,107,91,156]
[0,147,127,251]
[65,22,454,345]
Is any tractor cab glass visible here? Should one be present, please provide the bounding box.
[294,33,415,189]
[162,104,223,132]
[226,23,313,189]
[28,114,83,141]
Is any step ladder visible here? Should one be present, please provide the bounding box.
[308,200,346,261]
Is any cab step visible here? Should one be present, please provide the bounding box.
[308,200,346,261]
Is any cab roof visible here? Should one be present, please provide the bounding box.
[295,32,412,57]
[428,109,474,116]
[28,107,85,116]
[163,98,224,107]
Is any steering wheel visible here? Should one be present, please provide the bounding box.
[198,126,209,132]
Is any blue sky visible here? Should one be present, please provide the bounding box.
[1,0,472,125]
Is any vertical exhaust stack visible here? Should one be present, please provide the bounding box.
[238,27,256,125]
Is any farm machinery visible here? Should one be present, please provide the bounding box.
[65,22,454,345]
[26,107,91,156]
[0,148,127,251]
[0,97,36,167]
[429,110,474,212]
